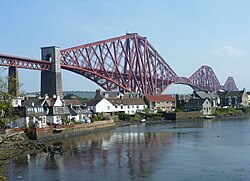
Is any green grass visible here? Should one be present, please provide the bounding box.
[215,108,242,115]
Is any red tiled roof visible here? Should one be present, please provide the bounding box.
[145,95,175,102]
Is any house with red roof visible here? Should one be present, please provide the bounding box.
[144,95,176,112]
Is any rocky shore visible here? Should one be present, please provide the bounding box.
[0,132,46,179]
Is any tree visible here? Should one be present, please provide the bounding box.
[0,68,15,128]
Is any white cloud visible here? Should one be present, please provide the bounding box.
[214,46,242,56]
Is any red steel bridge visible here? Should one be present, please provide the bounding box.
[0,33,238,95]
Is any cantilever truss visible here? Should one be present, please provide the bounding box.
[224,77,238,91]
[0,54,51,71]
[60,33,178,95]
[0,34,239,94]
[189,65,221,91]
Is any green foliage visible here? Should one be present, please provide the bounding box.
[0,68,23,128]
[130,113,142,121]
[118,113,130,121]
[144,112,162,118]
[144,108,150,114]
[241,108,250,113]
[91,113,104,122]
[61,115,70,124]
[174,108,184,112]
[215,108,241,115]
[0,76,14,128]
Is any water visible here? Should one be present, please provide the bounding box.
[7,119,250,181]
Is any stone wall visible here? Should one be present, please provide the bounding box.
[164,111,203,120]
[34,120,115,141]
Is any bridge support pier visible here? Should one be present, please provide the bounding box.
[8,66,19,97]
[41,46,63,98]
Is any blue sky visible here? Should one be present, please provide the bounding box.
[0,0,250,94]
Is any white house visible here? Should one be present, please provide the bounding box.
[14,98,47,128]
[87,96,147,115]
[43,96,70,125]
[64,99,92,122]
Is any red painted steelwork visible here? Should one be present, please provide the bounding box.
[189,65,222,91]
[60,33,178,95]
[0,53,51,71]
[0,34,239,94]
[224,77,238,91]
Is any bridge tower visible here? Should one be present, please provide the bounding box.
[41,46,63,98]
[8,66,20,97]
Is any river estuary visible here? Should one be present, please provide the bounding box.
[7,118,250,180]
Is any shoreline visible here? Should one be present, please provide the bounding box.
[1,113,250,178]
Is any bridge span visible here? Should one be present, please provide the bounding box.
[0,33,238,96]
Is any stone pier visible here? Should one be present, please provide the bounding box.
[8,66,19,97]
[41,46,63,98]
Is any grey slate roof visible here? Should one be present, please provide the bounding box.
[184,99,207,108]
[193,91,218,99]
[217,90,243,98]
[86,98,103,106]
[67,105,91,116]
[21,99,44,107]
[48,107,70,115]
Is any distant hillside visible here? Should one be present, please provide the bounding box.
[63,91,95,99]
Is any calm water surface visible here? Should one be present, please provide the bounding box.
[7,119,250,181]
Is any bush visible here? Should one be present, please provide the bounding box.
[215,108,241,115]
[130,113,142,121]
[118,113,130,121]
[241,108,250,113]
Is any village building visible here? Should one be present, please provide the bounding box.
[192,91,220,107]
[217,89,248,108]
[43,95,70,125]
[87,90,147,115]
[64,99,92,122]
[184,98,212,115]
[144,95,176,112]
[14,98,47,128]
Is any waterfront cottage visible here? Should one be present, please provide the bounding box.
[192,91,220,108]
[64,99,92,122]
[144,95,176,112]
[13,98,47,128]
[184,98,212,115]
[43,95,70,125]
[87,90,147,115]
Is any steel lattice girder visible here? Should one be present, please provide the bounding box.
[224,77,238,91]
[189,65,221,91]
[60,33,178,95]
[0,54,51,71]
[0,35,239,94]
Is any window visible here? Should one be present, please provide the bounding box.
[121,106,123,109]
[137,105,139,108]
[115,105,118,108]
[128,106,130,109]
[107,106,110,110]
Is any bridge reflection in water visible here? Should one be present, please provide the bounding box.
[8,119,250,181]
[8,124,175,180]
